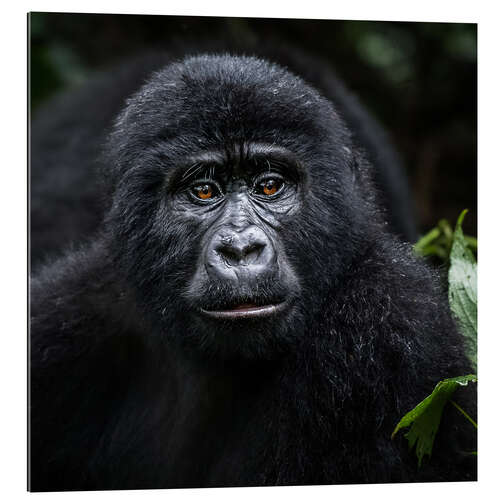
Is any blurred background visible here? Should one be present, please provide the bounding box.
[30,12,477,236]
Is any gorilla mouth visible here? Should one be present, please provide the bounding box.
[200,301,288,319]
[192,274,293,321]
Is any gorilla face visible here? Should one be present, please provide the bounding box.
[105,55,367,359]
[180,144,303,319]
[170,143,307,358]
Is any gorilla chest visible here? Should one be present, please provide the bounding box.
[94,373,271,488]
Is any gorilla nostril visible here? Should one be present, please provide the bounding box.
[244,242,265,264]
[217,244,242,266]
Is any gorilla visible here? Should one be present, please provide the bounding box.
[29,54,476,491]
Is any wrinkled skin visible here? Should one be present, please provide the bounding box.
[30,55,476,491]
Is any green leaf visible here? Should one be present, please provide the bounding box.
[414,213,476,262]
[448,210,477,370]
[414,227,441,255]
[438,219,454,243]
[392,375,477,466]
[464,235,477,252]
[417,244,449,260]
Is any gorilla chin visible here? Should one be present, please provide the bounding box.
[180,272,303,359]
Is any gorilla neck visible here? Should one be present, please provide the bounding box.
[136,328,386,486]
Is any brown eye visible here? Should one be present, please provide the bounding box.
[258,178,283,196]
[193,184,214,200]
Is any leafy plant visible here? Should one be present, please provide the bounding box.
[391,375,477,466]
[414,215,477,261]
[392,210,477,465]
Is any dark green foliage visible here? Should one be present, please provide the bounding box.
[393,210,477,466]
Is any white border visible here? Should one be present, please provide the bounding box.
[2,1,498,499]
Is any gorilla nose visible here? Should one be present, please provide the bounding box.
[206,226,275,280]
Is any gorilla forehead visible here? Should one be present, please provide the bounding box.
[115,54,344,149]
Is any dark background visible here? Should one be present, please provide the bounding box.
[29,12,477,236]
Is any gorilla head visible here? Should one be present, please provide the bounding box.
[105,55,373,359]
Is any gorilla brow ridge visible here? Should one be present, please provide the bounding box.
[174,143,303,186]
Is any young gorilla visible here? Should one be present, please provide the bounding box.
[30,55,476,491]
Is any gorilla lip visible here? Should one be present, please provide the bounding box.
[200,301,287,319]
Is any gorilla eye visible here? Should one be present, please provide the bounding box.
[191,183,220,201]
[255,177,284,197]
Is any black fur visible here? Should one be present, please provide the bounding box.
[29,54,475,491]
